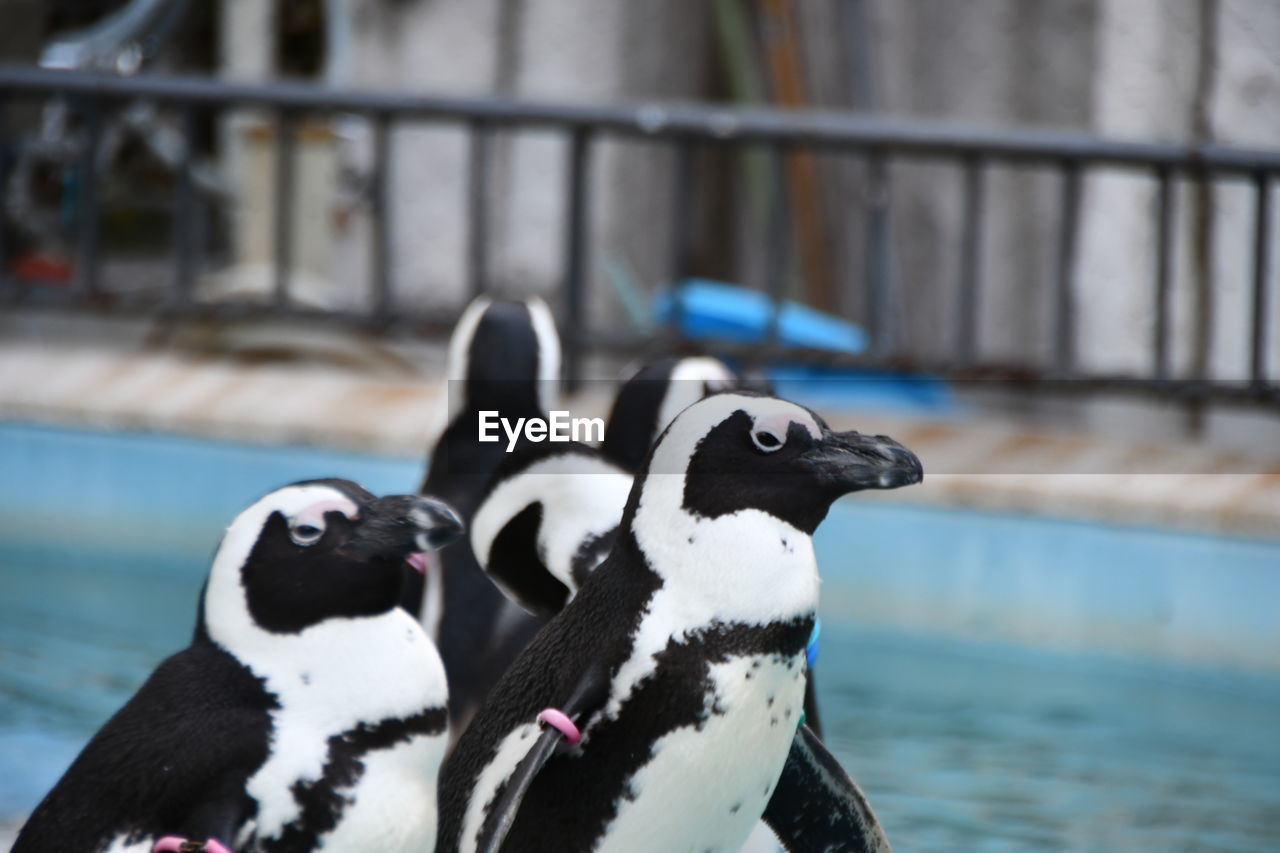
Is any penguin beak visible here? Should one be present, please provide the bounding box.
[801,428,923,494]
[409,497,465,552]
[351,495,465,572]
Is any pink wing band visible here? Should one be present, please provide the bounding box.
[536,707,581,745]
[152,837,233,853]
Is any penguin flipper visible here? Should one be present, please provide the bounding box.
[13,644,270,852]
[762,724,891,853]
[177,773,252,848]
[476,725,562,853]
[801,671,823,740]
[474,663,610,853]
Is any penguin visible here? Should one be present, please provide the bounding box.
[472,365,830,852]
[438,392,920,853]
[601,355,739,473]
[14,479,463,853]
[469,443,632,620]
[475,353,825,742]
[410,295,562,736]
[469,354,745,614]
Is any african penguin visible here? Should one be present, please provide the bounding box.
[468,354,743,614]
[604,355,828,742]
[601,355,738,473]
[474,350,826,766]
[438,393,918,853]
[469,443,632,619]
[14,479,462,853]
[411,295,562,736]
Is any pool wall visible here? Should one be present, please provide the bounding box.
[4,422,1278,678]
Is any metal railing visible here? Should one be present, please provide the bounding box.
[0,66,1276,408]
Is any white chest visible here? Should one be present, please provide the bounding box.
[313,732,447,853]
[233,612,449,848]
[598,653,805,853]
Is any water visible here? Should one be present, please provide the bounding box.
[3,423,1279,850]
[819,626,1280,851]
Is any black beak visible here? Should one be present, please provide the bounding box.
[353,495,465,558]
[801,428,923,494]
[409,497,465,551]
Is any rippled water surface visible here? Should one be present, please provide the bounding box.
[820,625,1280,851]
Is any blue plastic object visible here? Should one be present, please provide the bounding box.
[653,279,868,353]
[653,279,955,414]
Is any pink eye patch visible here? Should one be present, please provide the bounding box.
[293,498,359,529]
[752,411,819,442]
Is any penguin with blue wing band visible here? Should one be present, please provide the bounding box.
[439,393,919,853]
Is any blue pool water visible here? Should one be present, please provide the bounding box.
[2,423,1279,850]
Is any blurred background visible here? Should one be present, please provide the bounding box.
[1,1,1278,850]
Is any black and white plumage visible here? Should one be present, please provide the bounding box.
[410,295,562,734]
[468,355,741,616]
[469,443,632,620]
[601,355,738,473]
[14,479,462,853]
[438,393,919,853]
[478,355,834,747]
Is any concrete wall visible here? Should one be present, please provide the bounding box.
[215,0,710,330]
[212,0,1279,390]
[848,0,1279,384]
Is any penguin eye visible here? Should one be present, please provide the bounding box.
[289,522,325,546]
[751,429,785,453]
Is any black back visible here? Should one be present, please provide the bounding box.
[601,357,681,472]
[413,300,553,729]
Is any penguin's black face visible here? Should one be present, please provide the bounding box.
[670,395,923,534]
[236,479,463,634]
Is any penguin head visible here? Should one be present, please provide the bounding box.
[205,479,463,637]
[447,295,561,414]
[602,356,739,472]
[634,392,922,535]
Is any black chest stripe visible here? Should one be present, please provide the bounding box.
[264,707,447,852]
[496,616,812,851]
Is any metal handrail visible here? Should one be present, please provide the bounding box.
[0,67,1276,410]
[1,67,1278,172]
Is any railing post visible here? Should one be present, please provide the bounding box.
[273,109,297,310]
[667,136,695,341]
[562,127,592,389]
[0,95,9,295]
[956,154,985,367]
[1153,166,1175,380]
[765,141,790,347]
[370,113,392,321]
[1053,160,1083,375]
[865,149,892,359]
[74,97,104,301]
[1251,171,1272,385]
[466,120,492,301]
[170,104,199,309]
